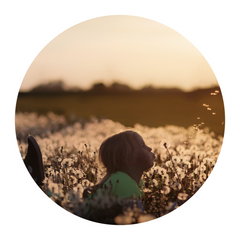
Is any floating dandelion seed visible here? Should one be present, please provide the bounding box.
[207,108,211,111]
[212,112,216,115]
[203,104,209,107]
[211,93,217,96]
[215,90,219,93]
[197,117,201,120]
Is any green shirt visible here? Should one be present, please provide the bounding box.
[89,171,144,200]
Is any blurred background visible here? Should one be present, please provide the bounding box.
[16,15,225,136]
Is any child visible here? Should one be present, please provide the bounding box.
[83,130,156,203]
[24,130,156,209]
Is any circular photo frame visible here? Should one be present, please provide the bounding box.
[5,5,235,235]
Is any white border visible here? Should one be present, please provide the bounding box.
[5,5,235,235]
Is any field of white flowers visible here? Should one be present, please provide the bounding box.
[16,111,223,224]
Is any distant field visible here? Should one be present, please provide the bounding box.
[16,88,225,136]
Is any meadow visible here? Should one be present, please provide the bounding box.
[16,87,225,136]
[16,114,223,223]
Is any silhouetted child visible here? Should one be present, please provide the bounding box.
[24,131,156,210]
[83,130,156,205]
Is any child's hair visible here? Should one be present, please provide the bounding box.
[82,130,142,198]
[98,130,140,184]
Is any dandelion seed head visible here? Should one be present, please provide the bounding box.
[16,112,223,222]
[138,214,155,223]
[172,155,180,163]
[152,179,158,187]
[200,173,207,180]
[160,139,170,149]
[177,193,189,201]
[161,186,171,195]
[114,214,133,225]
[61,158,73,168]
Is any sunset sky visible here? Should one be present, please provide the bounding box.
[20,15,218,92]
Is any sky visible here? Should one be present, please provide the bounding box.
[20,15,218,92]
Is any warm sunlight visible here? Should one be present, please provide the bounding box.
[20,15,218,92]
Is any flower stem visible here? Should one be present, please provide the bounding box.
[164,143,182,184]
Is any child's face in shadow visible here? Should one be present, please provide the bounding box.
[134,133,155,172]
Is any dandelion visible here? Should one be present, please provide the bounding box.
[75,169,84,178]
[165,178,173,186]
[172,156,181,164]
[138,214,156,223]
[172,182,182,190]
[193,181,202,191]
[143,188,151,193]
[200,163,207,171]
[70,153,77,162]
[48,182,60,194]
[199,173,207,181]
[190,144,199,152]
[178,171,185,180]
[154,166,167,176]
[163,143,182,185]
[183,160,191,169]
[160,139,170,149]
[114,214,133,225]
[152,179,158,187]
[165,160,172,168]
[82,179,91,187]
[165,202,178,211]
[70,175,78,185]
[61,158,73,168]
[161,186,171,195]
[176,145,185,154]
[73,184,84,194]
[16,112,223,223]
[177,193,189,201]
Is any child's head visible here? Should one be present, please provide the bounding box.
[98,130,155,175]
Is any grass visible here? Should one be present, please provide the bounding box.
[16,87,225,136]
[16,113,223,224]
